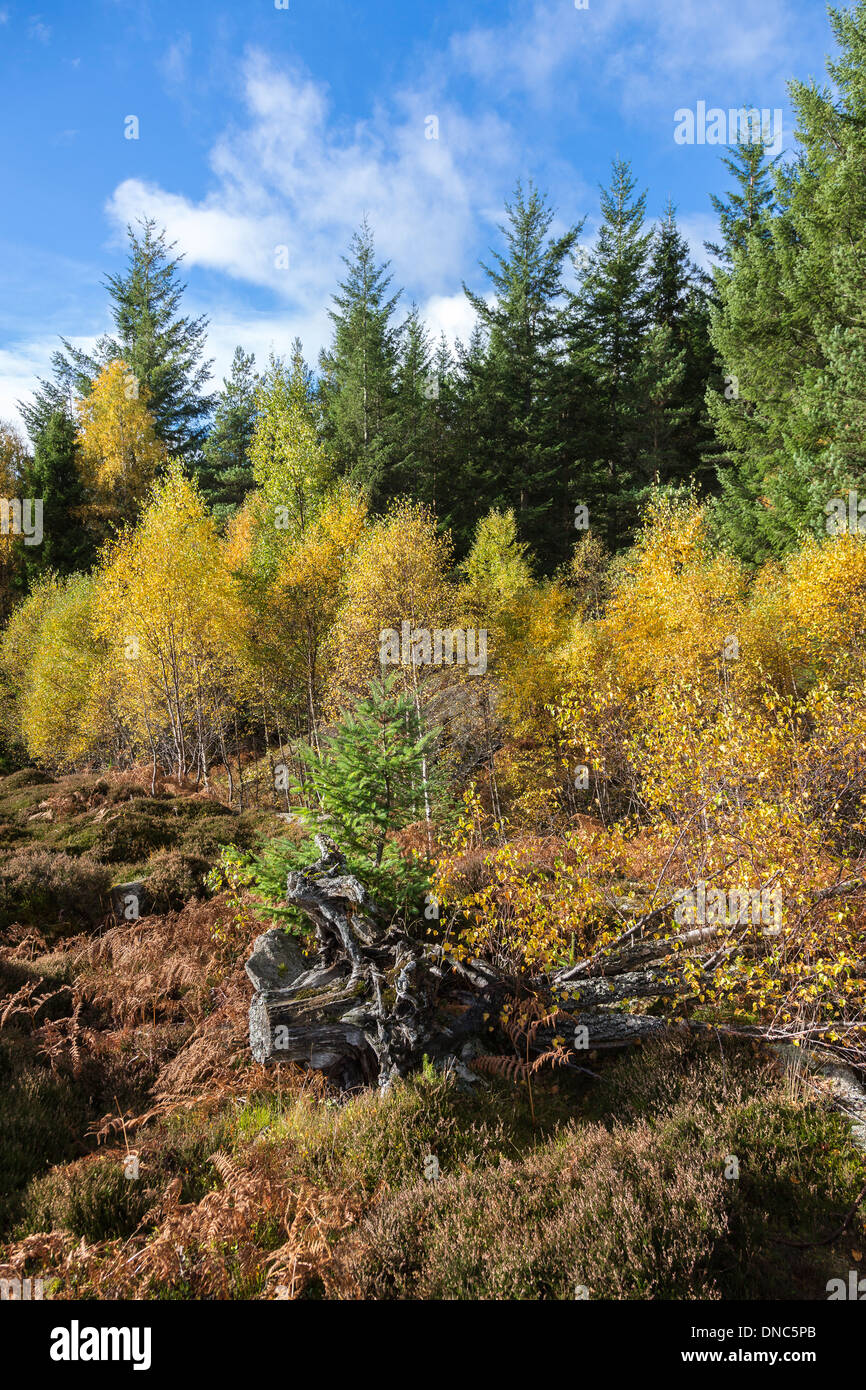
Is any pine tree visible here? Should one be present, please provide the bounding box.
[705,123,778,265]
[383,305,436,508]
[569,159,653,547]
[630,325,690,492]
[425,334,459,527]
[0,421,30,620]
[639,202,716,494]
[294,674,437,911]
[709,6,866,561]
[198,347,258,525]
[319,218,401,501]
[23,410,94,581]
[463,182,580,564]
[442,324,490,555]
[22,218,213,459]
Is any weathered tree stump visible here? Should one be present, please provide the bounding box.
[247,835,506,1089]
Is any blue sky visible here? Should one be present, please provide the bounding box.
[0,0,841,434]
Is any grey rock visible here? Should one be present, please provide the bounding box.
[245,928,307,993]
[110,880,149,919]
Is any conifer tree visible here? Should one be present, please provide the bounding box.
[198,347,258,525]
[22,219,213,459]
[384,305,437,508]
[299,674,433,869]
[319,218,401,500]
[23,410,94,581]
[463,182,580,563]
[639,202,716,494]
[710,6,866,561]
[705,123,778,265]
[569,159,652,547]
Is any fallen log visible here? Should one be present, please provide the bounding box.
[246,840,866,1087]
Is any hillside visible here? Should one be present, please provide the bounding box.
[0,764,863,1301]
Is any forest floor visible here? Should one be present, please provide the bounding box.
[0,766,864,1300]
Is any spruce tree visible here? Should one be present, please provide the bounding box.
[463,181,580,566]
[294,675,437,910]
[23,410,94,580]
[709,7,866,561]
[319,218,401,501]
[640,202,716,494]
[198,347,258,524]
[569,158,652,548]
[384,305,436,508]
[705,124,778,265]
[22,219,213,460]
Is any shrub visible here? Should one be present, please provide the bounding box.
[0,848,112,928]
[19,1154,153,1243]
[0,768,56,790]
[347,1116,729,1299]
[145,849,211,910]
[87,805,175,864]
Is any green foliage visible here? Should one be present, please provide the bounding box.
[710,4,866,561]
[22,217,213,459]
[20,1155,152,1243]
[198,347,259,525]
[21,410,94,580]
[319,218,401,500]
[462,182,580,567]
[0,848,112,929]
[217,678,442,928]
[300,675,434,862]
[346,1038,865,1300]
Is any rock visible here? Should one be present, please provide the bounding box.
[819,1062,866,1153]
[773,1043,866,1155]
[110,880,149,920]
[245,928,307,993]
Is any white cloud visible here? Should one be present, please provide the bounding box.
[105,49,515,338]
[27,15,51,43]
[0,336,100,439]
[450,0,816,118]
[160,33,192,88]
[419,292,483,350]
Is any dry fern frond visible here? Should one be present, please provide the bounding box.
[469,1054,530,1083]
[530,1045,574,1074]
